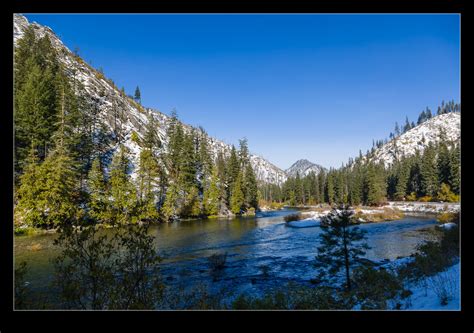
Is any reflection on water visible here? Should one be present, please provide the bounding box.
[15,209,440,303]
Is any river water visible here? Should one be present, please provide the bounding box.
[14,209,441,307]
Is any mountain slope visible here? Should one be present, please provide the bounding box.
[14,14,288,185]
[370,112,460,166]
[285,159,326,178]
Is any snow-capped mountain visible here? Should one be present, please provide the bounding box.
[285,159,326,178]
[13,14,288,185]
[370,112,460,166]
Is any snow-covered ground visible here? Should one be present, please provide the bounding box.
[404,262,460,310]
[388,201,460,214]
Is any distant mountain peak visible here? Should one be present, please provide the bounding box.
[285,159,326,178]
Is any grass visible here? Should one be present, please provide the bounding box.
[353,207,404,223]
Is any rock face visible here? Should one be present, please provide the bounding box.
[285,159,326,178]
[13,14,288,185]
[370,112,460,167]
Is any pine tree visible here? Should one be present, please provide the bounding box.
[243,163,258,211]
[325,171,335,205]
[136,149,160,222]
[109,145,137,224]
[197,128,212,193]
[87,157,110,223]
[315,204,370,291]
[403,116,411,133]
[365,162,386,206]
[449,144,460,195]
[420,143,438,197]
[134,86,141,104]
[417,110,426,125]
[203,166,220,216]
[161,182,180,222]
[394,160,409,200]
[230,171,245,214]
[15,145,44,227]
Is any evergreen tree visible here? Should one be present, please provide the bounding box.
[136,148,160,222]
[394,160,409,200]
[420,143,438,197]
[134,86,141,103]
[230,171,245,214]
[243,163,258,211]
[87,157,110,223]
[365,162,386,206]
[417,110,426,125]
[394,122,400,136]
[325,171,335,205]
[161,183,180,222]
[315,205,370,291]
[109,145,137,224]
[449,144,460,195]
[203,166,220,216]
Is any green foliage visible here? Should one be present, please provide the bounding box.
[397,226,459,282]
[230,171,245,214]
[15,261,29,309]
[109,145,137,224]
[136,148,161,222]
[351,266,409,309]
[243,163,258,210]
[161,182,180,222]
[16,146,80,228]
[53,224,163,309]
[437,211,459,224]
[437,183,459,202]
[87,157,110,223]
[203,166,220,216]
[315,204,370,291]
[131,131,140,144]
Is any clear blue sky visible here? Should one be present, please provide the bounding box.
[23,14,460,169]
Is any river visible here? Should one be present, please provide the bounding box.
[14,209,441,307]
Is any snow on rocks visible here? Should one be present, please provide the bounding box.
[437,222,457,230]
[370,113,460,167]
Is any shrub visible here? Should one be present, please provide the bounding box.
[130,131,140,144]
[437,183,460,203]
[284,213,303,223]
[397,226,459,282]
[437,212,459,224]
[232,284,347,310]
[406,192,417,201]
[351,266,409,309]
[427,269,459,306]
[419,196,433,202]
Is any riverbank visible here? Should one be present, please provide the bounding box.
[284,201,460,225]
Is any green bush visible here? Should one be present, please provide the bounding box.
[397,226,459,282]
[437,211,459,224]
[437,183,460,203]
[351,266,410,309]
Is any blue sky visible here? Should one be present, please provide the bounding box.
[23,14,460,169]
